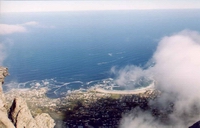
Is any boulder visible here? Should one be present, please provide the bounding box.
[35,113,55,128]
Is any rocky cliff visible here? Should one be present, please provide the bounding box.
[0,67,55,128]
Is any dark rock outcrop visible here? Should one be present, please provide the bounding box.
[0,67,55,128]
[189,121,200,128]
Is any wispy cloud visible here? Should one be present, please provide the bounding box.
[22,21,39,26]
[0,21,55,35]
[0,43,6,65]
[0,39,13,65]
[0,24,27,35]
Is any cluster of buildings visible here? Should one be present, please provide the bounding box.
[5,85,173,128]
[61,90,162,128]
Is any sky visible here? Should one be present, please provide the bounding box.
[1,0,200,13]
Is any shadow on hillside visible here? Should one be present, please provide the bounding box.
[54,95,172,128]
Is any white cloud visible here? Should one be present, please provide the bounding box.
[0,24,27,35]
[23,21,55,29]
[22,21,39,26]
[116,30,200,127]
[0,21,54,35]
[151,30,200,98]
[111,66,152,89]
[120,108,165,128]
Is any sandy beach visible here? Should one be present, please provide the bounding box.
[94,83,155,94]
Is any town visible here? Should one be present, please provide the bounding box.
[5,86,174,128]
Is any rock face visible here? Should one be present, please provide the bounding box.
[34,113,55,128]
[0,67,8,105]
[10,97,55,128]
[0,67,55,128]
[0,67,14,128]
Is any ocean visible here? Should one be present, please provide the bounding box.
[1,10,200,97]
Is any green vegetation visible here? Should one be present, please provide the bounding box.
[110,94,121,99]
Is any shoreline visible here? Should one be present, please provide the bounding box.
[93,83,155,94]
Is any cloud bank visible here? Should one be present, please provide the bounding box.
[116,30,200,127]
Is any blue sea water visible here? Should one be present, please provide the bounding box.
[1,10,200,96]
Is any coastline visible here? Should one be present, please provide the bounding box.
[93,82,155,95]
[4,81,159,128]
